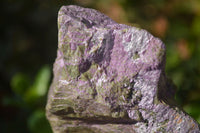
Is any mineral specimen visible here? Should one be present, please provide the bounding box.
[46,5,200,133]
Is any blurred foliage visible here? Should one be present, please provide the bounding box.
[0,0,200,132]
[2,65,51,133]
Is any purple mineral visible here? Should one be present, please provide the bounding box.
[46,5,200,133]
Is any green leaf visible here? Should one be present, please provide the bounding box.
[184,104,200,123]
[10,73,30,96]
[192,16,200,36]
[33,65,51,97]
[166,44,181,71]
[197,116,200,124]
[28,110,52,133]
[25,65,51,103]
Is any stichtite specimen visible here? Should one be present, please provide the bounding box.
[46,5,200,133]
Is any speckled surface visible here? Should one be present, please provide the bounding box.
[46,5,200,133]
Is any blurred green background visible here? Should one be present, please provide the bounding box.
[0,0,200,132]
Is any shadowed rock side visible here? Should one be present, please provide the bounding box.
[46,5,200,133]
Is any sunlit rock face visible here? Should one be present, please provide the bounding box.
[46,5,200,133]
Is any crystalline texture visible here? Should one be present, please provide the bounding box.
[46,5,200,133]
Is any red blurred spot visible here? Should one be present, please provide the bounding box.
[153,16,168,38]
[176,39,190,60]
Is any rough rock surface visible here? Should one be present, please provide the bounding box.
[46,5,200,133]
